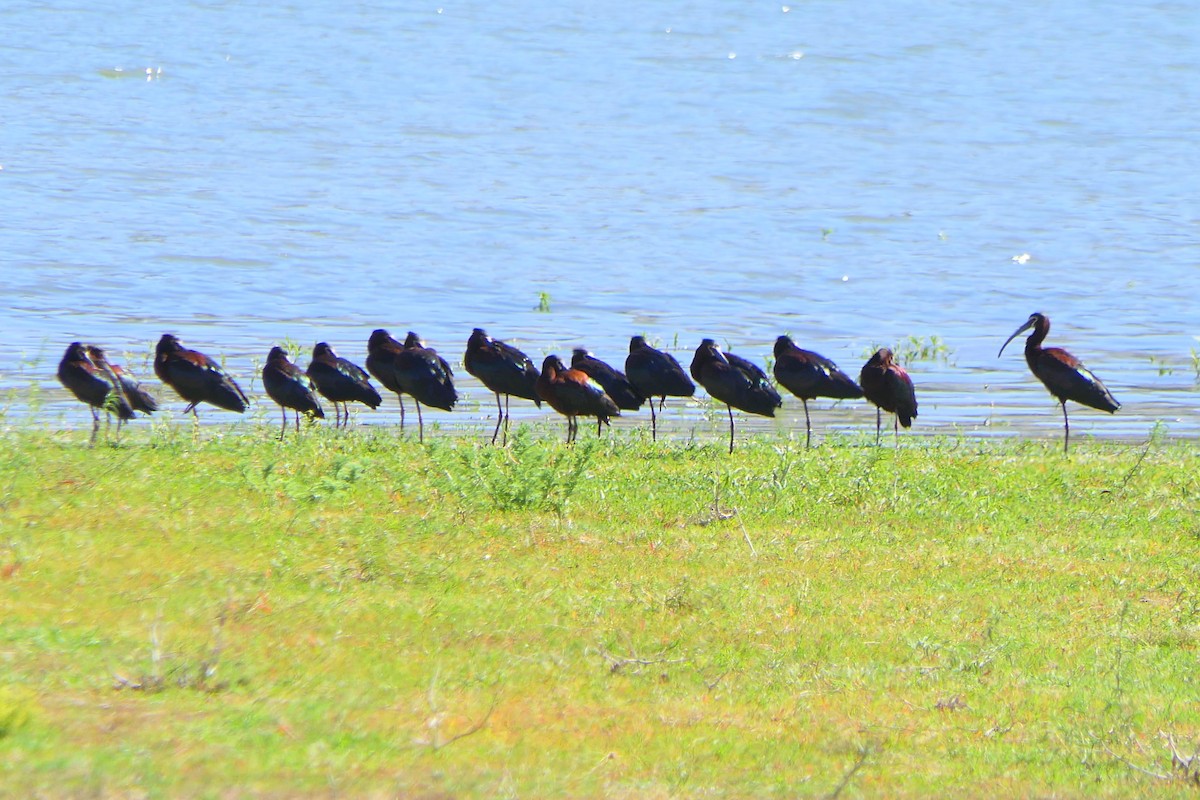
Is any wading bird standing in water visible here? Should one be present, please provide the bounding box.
[154,334,248,417]
[773,335,862,448]
[998,312,1119,454]
[859,348,917,446]
[571,348,643,436]
[366,329,408,428]
[307,342,381,428]
[463,328,541,445]
[393,331,457,444]
[690,339,782,454]
[58,342,134,443]
[625,336,694,441]
[85,345,158,417]
[536,354,619,443]
[262,346,324,438]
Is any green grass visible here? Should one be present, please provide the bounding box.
[2,422,1199,797]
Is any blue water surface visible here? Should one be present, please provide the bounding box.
[3,0,1197,441]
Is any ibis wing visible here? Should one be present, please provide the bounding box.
[165,351,249,409]
[776,350,862,400]
[1034,349,1120,413]
[626,348,694,398]
[555,374,620,418]
[882,367,918,425]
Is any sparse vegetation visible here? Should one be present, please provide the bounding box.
[864,334,955,367]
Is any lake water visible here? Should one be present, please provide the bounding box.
[4,0,1198,443]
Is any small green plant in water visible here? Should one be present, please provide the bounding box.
[535,292,552,313]
[1148,355,1174,377]
[864,335,955,367]
[429,426,595,517]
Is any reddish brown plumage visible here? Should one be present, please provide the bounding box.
[859,348,917,445]
[536,355,620,443]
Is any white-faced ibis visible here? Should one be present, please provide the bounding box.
[624,336,695,441]
[394,331,457,443]
[536,355,620,443]
[998,312,1120,454]
[365,329,408,427]
[307,342,381,428]
[463,327,541,444]
[84,345,158,416]
[773,335,863,448]
[58,342,135,443]
[859,348,917,445]
[689,339,782,453]
[571,348,643,436]
[154,334,248,417]
[263,346,324,438]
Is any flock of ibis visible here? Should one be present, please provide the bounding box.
[56,313,1121,453]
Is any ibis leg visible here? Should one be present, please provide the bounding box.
[90,408,99,446]
[893,414,899,447]
[727,404,735,454]
[490,392,503,445]
[503,394,511,445]
[803,399,812,449]
[416,402,425,444]
[279,407,287,440]
[397,395,406,432]
[875,408,882,446]
[649,398,658,442]
[1061,401,1070,456]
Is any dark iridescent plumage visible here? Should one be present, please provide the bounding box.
[365,328,408,427]
[307,342,381,428]
[999,312,1119,454]
[690,339,782,453]
[263,346,324,438]
[571,348,642,436]
[154,334,248,416]
[773,335,862,448]
[463,327,541,444]
[85,345,158,416]
[625,336,694,441]
[58,341,135,443]
[394,331,457,443]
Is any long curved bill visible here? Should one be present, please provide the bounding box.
[998,316,1037,358]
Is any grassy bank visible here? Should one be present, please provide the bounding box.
[1,424,1198,797]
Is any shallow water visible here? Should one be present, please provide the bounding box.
[4,0,1197,444]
